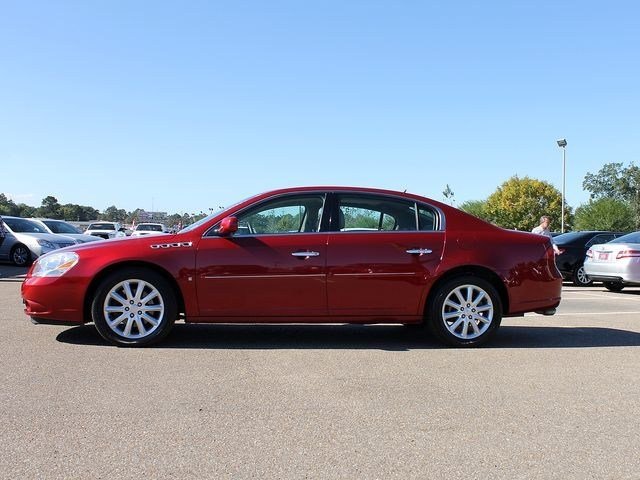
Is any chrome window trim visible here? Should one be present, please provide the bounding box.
[201,189,446,238]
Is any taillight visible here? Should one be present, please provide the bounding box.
[586,249,593,258]
[616,250,640,259]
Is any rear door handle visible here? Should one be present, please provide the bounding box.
[291,251,320,258]
[406,248,433,255]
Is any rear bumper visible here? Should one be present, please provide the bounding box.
[587,274,640,286]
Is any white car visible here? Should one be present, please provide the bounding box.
[32,219,104,244]
[85,222,127,240]
[131,223,170,237]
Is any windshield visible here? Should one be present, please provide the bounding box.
[88,223,116,230]
[179,195,256,234]
[4,218,49,234]
[43,220,81,234]
[610,231,640,244]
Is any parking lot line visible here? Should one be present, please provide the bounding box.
[525,311,638,317]
[562,292,640,300]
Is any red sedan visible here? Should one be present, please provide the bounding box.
[22,187,562,347]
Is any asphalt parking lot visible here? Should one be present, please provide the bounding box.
[1,265,639,479]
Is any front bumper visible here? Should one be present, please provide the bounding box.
[21,275,88,324]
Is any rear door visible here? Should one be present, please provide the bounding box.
[325,193,445,317]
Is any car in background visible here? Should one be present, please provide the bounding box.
[22,186,562,348]
[85,222,127,240]
[131,223,170,237]
[554,231,627,286]
[584,231,640,292]
[0,216,77,266]
[32,218,104,244]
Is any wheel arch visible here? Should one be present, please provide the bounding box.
[424,265,509,317]
[83,261,186,323]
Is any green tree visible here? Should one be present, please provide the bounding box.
[0,193,19,215]
[484,176,570,231]
[583,162,640,227]
[16,204,37,217]
[37,195,62,219]
[101,205,127,222]
[574,198,635,231]
[459,200,489,221]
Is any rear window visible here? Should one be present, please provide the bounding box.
[553,232,589,244]
[137,224,163,231]
[88,223,115,230]
[610,231,640,244]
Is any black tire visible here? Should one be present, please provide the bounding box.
[604,281,624,292]
[428,276,502,347]
[91,268,177,347]
[10,244,32,267]
[572,264,593,287]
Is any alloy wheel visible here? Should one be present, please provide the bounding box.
[441,284,494,340]
[103,279,165,339]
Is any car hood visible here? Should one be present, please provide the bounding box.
[13,232,77,244]
[64,233,105,242]
[58,232,177,253]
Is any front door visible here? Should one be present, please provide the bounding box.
[195,193,328,318]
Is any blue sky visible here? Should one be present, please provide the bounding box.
[1,1,639,215]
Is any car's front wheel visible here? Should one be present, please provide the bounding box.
[572,265,593,287]
[10,244,32,267]
[428,276,502,347]
[91,268,177,347]
[603,281,625,292]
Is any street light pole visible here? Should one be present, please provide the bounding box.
[557,139,567,233]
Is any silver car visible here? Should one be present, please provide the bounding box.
[32,218,104,244]
[0,216,77,266]
[583,231,640,292]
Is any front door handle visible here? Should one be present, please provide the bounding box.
[291,251,320,258]
[406,248,433,255]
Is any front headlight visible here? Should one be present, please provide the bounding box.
[32,252,79,277]
[36,239,56,250]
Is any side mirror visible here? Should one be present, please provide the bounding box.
[218,216,239,236]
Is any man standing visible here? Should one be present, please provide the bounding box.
[532,215,560,253]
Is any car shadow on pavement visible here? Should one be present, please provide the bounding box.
[56,324,640,350]
[0,264,28,282]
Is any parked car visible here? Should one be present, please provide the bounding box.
[584,231,640,291]
[22,186,562,347]
[32,218,104,244]
[85,222,127,240]
[554,231,627,286]
[0,216,77,266]
[131,223,170,237]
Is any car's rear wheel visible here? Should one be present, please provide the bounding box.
[572,265,593,287]
[428,276,502,347]
[91,268,177,347]
[10,244,32,267]
[604,281,624,292]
